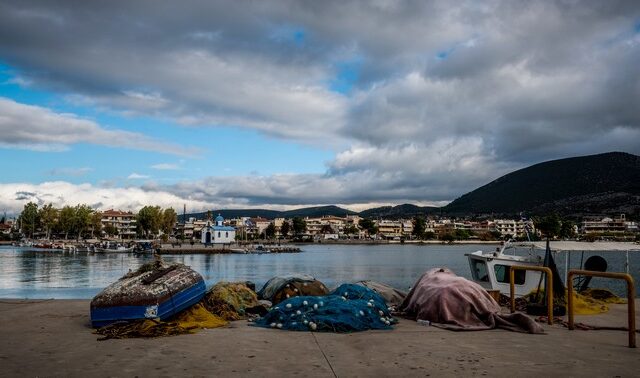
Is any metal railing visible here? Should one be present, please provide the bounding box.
[509,266,554,325]
[567,270,636,348]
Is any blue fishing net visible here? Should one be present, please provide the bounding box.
[253,284,396,332]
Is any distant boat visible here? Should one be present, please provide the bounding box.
[90,262,206,327]
[94,242,134,253]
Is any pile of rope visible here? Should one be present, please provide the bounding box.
[253,284,395,333]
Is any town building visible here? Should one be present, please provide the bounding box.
[0,221,13,235]
[376,220,403,239]
[100,209,136,239]
[200,215,235,244]
[581,214,635,234]
[493,219,534,238]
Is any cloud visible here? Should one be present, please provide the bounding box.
[127,173,150,180]
[0,1,639,208]
[0,181,210,214]
[0,98,201,156]
[151,163,180,170]
[47,167,93,177]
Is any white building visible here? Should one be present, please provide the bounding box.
[200,215,236,244]
[100,209,137,239]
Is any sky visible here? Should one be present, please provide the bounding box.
[0,0,639,215]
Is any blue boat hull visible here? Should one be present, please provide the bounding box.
[91,276,206,328]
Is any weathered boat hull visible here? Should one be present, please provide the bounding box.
[90,264,206,327]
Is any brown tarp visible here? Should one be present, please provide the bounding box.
[258,274,329,305]
[399,268,544,333]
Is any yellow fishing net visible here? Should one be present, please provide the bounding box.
[95,304,228,340]
[201,281,259,321]
[570,289,626,315]
[502,288,627,315]
[174,303,229,329]
[522,288,626,315]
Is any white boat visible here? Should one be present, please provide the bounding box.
[467,240,640,297]
[94,242,134,253]
[466,241,543,297]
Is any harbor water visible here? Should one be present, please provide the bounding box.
[1,244,638,298]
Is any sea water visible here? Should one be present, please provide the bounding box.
[1,244,638,298]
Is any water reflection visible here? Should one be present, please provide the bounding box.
[1,244,638,298]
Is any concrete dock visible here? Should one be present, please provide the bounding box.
[0,299,638,377]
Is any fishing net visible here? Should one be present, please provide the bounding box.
[201,281,260,320]
[571,289,626,315]
[501,288,626,315]
[253,284,395,333]
[94,304,227,340]
[258,274,330,305]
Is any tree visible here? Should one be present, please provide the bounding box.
[90,211,103,238]
[280,221,290,238]
[74,204,93,240]
[559,219,576,239]
[265,223,276,239]
[412,216,426,239]
[359,218,378,237]
[38,203,57,240]
[19,202,39,238]
[58,205,75,240]
[534,214,562,239]
[161,208,177,237]
[292,217,306,236]
[137,206,162,237]
[454,229,470,240]
[343,224,359,236]
[320,224,334,234]
[104,223,118,237]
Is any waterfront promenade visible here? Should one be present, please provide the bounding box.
[1,299,638,377]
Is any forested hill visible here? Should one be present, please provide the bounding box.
[358,204,440,219]
[443,152,640,216]
[179,205,356,222]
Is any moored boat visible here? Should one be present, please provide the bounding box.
[466,241,543,297]
[90,262,206,327]
[467,240,640,297]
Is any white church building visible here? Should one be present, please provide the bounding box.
[201,215,236,244]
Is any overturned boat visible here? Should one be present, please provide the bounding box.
[90,261,206,327]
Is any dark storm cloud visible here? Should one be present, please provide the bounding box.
[1,0,639,208]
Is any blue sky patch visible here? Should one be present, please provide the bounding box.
[329,59,362,95]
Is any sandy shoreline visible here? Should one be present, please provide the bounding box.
[0,299,638,377]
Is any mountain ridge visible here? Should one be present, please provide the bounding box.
[180,152,640,220]
[443,151,640,217]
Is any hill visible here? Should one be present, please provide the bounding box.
[444,152,640,217]
[359,204,440,219]
[180,205,355,221]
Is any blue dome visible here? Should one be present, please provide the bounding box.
[215,214,224,222]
